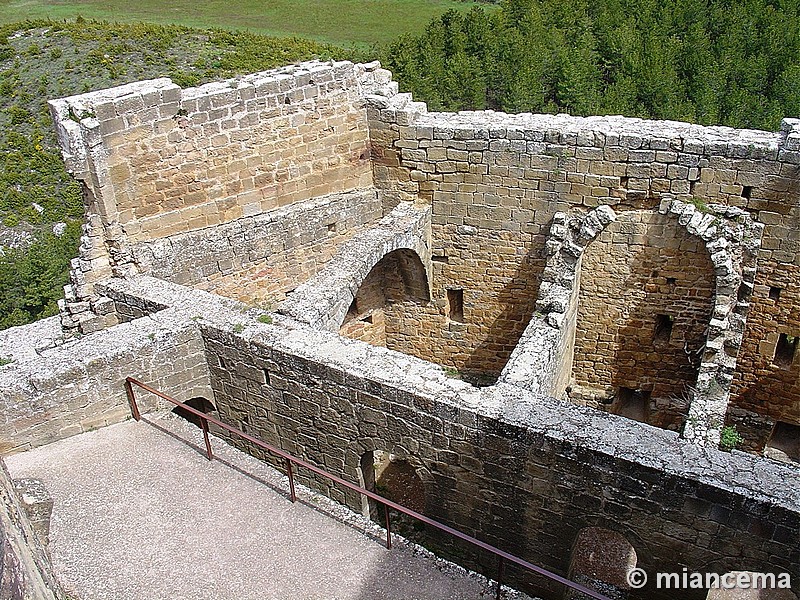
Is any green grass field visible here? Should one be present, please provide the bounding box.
[0,0,491,46]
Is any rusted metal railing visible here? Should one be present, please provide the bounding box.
[124,376,611,600]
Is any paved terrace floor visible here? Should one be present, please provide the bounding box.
[5,413,519,600]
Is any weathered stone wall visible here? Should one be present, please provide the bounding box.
[367,82,800,447]
[0,306,211,453]
[49,60,386,333]
[2,269,798,598]
[0,461,64,600]
[47,61,800,450]
[200,319,799,600]
[572,210,716,430]
[131,190,382,306]
[730,257,800,450]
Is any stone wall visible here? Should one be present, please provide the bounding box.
[49,60,383,333]
[46,61,800,450]
[367,81,799,447]
[131,190,382,306]
[0,461,64,600]
[0,306,212,453]
[200,318,800,600]
[1,268,798,599]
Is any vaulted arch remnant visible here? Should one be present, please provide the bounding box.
[340,248,430,345]
[571,209,716,432]
[501,197,763,447]
[277,202,432,332]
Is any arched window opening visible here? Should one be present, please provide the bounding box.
[172,396,216,428]
[566,527,638,600]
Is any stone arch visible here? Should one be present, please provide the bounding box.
[572,209,716,431]
[277,202,432,332]
[357,448,428,523]
[527,196,763,446]
[566,527,638,600]
[339,248,430,344]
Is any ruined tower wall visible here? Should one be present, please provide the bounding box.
[44,62,800,447]
[368,93,800,442]
[49,61,382,332]
[52,61,373,244]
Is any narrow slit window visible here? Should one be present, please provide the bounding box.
[263,369,271,386]
[773,333,798,368]
[654,314,673,345]
[742,185,752,200]
[447,289,464,322]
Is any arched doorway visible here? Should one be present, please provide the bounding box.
[340,248,430,346]
[358,450,426,534]
[172,396,217,428]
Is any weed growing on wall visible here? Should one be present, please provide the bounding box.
[720,425,744,451]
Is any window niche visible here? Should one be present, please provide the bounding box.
[447,289,464,323]
[653,314,674,346]
[773,333,798,368]
[765,421,800,463]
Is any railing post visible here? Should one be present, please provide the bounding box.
[125,378,141,421]
[286,458,296,503]
[384,503,392,550]
[200,416,213,461]
[496,556,505,600]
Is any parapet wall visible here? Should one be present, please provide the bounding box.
[0,308,212,453]
[203,319,799,600]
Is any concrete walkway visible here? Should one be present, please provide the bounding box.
[5,413,507,600]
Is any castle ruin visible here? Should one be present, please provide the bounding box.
[0,60,798,599]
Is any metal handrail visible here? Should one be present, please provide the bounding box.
[124,376,611,600]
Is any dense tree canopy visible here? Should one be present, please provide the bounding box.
[384,0,800,130]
